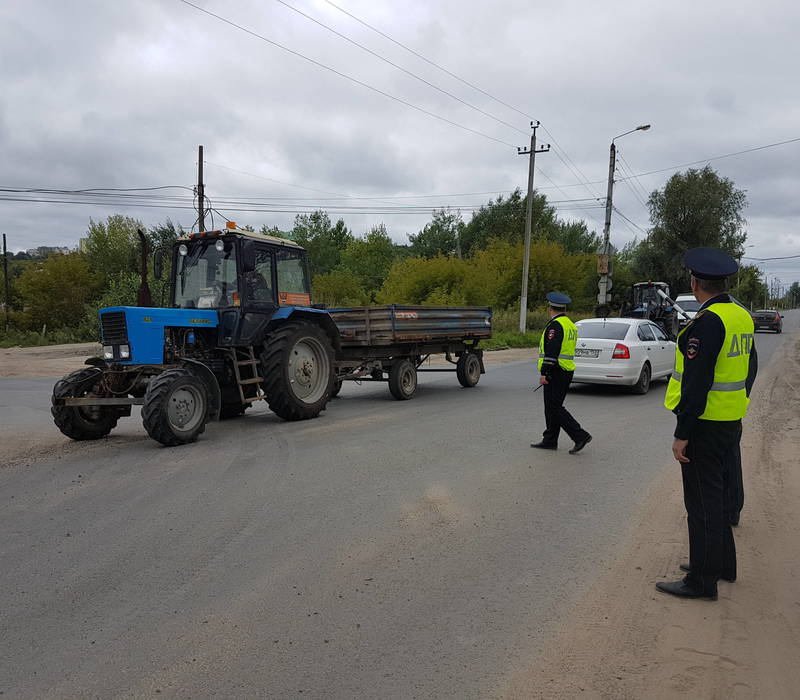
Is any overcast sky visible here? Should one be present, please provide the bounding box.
[1,0,798,286]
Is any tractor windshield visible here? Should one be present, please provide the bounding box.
[174,239,238,308]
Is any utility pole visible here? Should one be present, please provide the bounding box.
[596,124,650,316]
[596,139,617,315]
[517,121,550,334]
[3,234,9,332]
[197,145,206,232]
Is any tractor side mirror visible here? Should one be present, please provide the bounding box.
[153,248,163,280]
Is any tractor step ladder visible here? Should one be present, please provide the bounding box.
[230,347,266,404]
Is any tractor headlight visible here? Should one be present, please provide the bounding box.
[119,344,130,359]
[103,346,114,360]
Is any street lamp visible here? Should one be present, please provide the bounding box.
[596,124,651,315]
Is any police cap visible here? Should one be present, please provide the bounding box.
[683,247,738,280]
[546,291,572,308]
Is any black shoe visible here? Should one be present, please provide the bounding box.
[569,435,592,454]
[656,579,717,600]
[679,563,736,582]
[730,514,740,527]
[531,442,557,450]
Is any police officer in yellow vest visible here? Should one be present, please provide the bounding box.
[656,248,758,601]
[531,292,592,454]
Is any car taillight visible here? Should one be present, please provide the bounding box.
[613,343,630,359]
[775,313,781,321]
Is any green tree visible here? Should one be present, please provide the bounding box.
[728,264,767,310]
[787,281,800,308]
[551,220,601,254]
[312,270,370,307]
[85,215,145,282]
[17,253,100,330]
[459,189,558,254]
[408,208,463,258]
[291,211,353,277]
[634,166,747,290]
[340,224,397,297]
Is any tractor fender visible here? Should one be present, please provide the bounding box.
[179,358,221,421]
[268,308,341,352]
[84,357,107,367]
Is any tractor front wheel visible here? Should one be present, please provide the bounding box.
[261,321,334,420]
[52,368,119,441]
[142,368,209,446]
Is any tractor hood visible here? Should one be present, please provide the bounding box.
[98,306,218,365]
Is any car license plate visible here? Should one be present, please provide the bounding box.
[575,348,599,358]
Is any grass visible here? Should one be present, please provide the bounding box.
[483,307,596,350]
[0,328,96,349]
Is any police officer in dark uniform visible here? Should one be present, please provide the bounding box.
[531,292,592,454]
[656,248,758,600]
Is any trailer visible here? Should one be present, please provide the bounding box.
[51,225,493,447]
[329,305,491,399]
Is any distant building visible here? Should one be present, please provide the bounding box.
[25,246,71,258]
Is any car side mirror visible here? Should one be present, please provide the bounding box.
[781,315,785,318]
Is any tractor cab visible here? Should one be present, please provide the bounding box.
[169,224,312,311]
[621,281,679,339]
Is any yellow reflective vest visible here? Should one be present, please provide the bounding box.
[538,315,577,372]
[664,302,754,420]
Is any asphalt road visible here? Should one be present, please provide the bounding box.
[1,311,796,699]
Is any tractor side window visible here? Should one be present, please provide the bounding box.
[244,248,274,302]
[276,249,311,302]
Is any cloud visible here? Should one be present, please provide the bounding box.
[1,0,798,282]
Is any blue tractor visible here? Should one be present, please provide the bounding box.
[51,225,340,446]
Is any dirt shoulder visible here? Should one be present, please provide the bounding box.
[0,342,102,378]
[0,343,533,379]
[499,331,800,699]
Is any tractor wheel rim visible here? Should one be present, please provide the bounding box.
[168,385,204,432]
[288,336,330,403]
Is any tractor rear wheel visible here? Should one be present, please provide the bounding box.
[261,321,333,420]
[142,368,209,446]
[456,352,481,387]
[52,368,119,441]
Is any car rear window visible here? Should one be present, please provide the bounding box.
[676,299,701,311]
[577,322,630,340]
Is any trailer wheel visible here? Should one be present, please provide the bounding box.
[330,379,343,398]
[51,368,119,441]
[456,352,482,387]
[388,359,417,400]
[261,321,333,420]
[142,368,209,446]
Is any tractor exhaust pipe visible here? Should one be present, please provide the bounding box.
[137,229,153,307]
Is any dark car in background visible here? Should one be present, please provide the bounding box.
[752,309,783,333]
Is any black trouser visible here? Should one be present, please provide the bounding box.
[724,424,744,525]
[681,419,741,595]
[541,368,588,445]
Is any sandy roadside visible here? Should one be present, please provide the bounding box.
[500,331,800,699]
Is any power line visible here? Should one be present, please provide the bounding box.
[743,253,800,262]
[177,0,517,149]
[612,205,648,235]
[274,0,527,137]
[322,0,534,122]
[616,136,800,182]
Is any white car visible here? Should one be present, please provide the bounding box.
[572,318,676,394]
[674,293,702,327]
